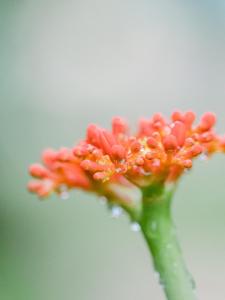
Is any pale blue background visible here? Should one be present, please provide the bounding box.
[1,1,225,299]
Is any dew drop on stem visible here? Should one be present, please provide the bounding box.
[111,206,123,218]
[99,196,107,205]
[151,221,157,231]
[130,222,141,232]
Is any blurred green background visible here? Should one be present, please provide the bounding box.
[1,0,225,299]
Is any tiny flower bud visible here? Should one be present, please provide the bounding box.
[57,148,71,161]
[99,130,116,155]
[80,160,104,172]
[147,137,158,148]
[29,164,48,178]
[93,172,107,181]
[188,144,203,157]
[171,111,183,122]
[86,124,100,145]
[111,145,126,160]
[171,121,186,147]
[184,111,195,126]
[135,157,145,166]
[163,135,178,151]
[200,112,216,131]
[42,148,57,166]
[130,141,141,152]
[199,132,214,143]
[73,146,89,157]
[185,138,194,147]
[112,117,128,135]
[183,159,192,168]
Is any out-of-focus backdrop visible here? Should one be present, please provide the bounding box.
[1,1,225,299]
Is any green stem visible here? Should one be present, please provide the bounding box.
[140,186,197,300]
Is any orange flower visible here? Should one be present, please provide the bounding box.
[28,111,225,207]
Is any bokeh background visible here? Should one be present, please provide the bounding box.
[1,0,225,299]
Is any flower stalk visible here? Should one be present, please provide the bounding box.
[140,185,197,300]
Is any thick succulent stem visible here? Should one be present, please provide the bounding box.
[140,185,197,300]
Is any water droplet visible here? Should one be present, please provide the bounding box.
[59,185,70,200]
[154,271,160,281]
[159,277,165,288]
[188,273,196,290]
[111,206,122,218]
[60,191,69,200]
[154,272,165,288]
[199,153,208,161]
[130,222,140,232]
[99,196,107,205]
[151,221,157,231]
[141,170,152,176]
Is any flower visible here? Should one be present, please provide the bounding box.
[28,110,225,300]
[28,111,225,209]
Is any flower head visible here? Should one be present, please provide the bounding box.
[28,111,225,211]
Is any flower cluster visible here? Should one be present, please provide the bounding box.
[28,111,225,202]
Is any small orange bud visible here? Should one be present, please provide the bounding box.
[184,138,194,147]
[130,141,141,152]
[200,112,216,131]
[93,172,107,181]
[163,135,178,151]
[183,159,192,168]
[135,157,145,166]
[112,117,128,135]
[73,146,89,157]
[81,160,105,172]
[171,111,183,122]
[147,137,158,148]
[184,111,195,126]
[111,145,126,160]
[29,164,48,178]
[188,144,203,157]
[171,121,186,146]
[86,124,100,146]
